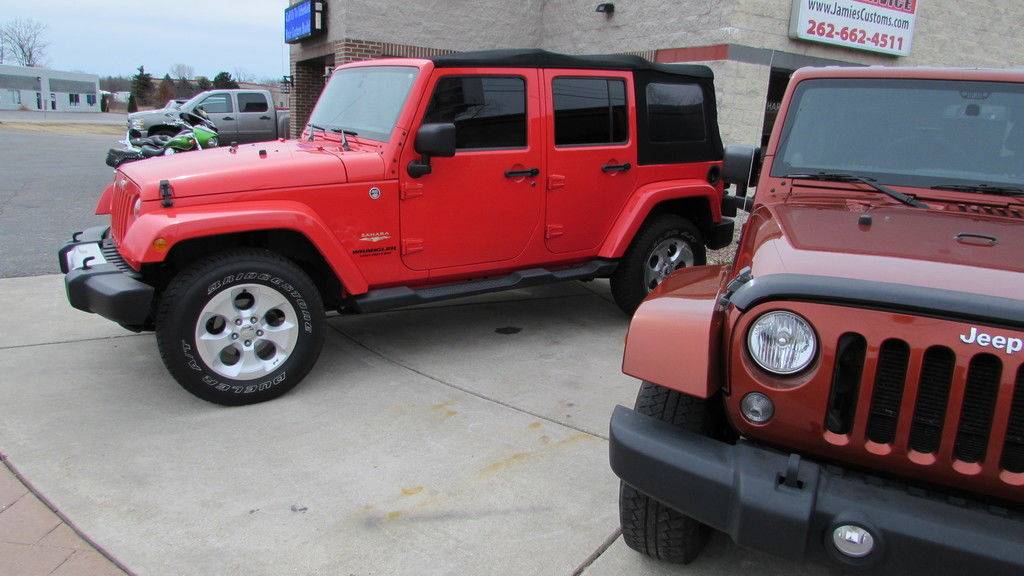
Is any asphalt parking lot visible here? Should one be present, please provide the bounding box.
[0,127,826,575]
[0,127,116,278]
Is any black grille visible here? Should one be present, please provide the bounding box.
[825,333,867,435]
[100,237,135,274]
[1001,367,1024,473]
[953,354,1002,463]
[908,347,956,454]
[866,339,910,444]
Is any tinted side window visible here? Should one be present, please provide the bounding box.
[237,92,269,113]
[553,77,627,146]
[646,83,706,143]
[422,76,526,149]
[200,94,233,114]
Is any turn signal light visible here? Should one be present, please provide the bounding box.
[152,237,169,252]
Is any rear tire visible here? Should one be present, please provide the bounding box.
[155,248,325,405]
[619,382,718,564]
[610,214,705,315]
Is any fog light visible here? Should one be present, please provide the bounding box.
[832,525,874,558]
[741,392,774,424]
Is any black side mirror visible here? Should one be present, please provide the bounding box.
[722,144,761,198]
[722,145,761,216]
[408,123,456,178]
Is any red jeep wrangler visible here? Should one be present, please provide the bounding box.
[58,50,729,405]
[610,67,1024,574]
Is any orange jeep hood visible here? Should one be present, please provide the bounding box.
[745,199,1024,300]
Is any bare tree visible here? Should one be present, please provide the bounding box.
[169,63,194,81]
[232,67,254,84]
[0,18,49,67]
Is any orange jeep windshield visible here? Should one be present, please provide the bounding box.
[773,78,1024,193]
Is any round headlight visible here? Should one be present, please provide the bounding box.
[747,311,816,375]
[132,196,143,218]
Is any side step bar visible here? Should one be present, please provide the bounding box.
[349,259,618,313]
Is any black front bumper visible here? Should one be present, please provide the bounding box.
[59,226,154,328]
[609,406,1024,575]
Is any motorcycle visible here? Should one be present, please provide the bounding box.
[106,108,220,168]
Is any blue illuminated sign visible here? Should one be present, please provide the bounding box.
[285,1,324,43]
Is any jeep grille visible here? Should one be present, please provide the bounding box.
[825,334,1024,475]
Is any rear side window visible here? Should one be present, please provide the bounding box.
[553,77,627,146]
[199,93,232,114]
[422,76,526,149]
[646,83,706,143]
[237,92,269,113]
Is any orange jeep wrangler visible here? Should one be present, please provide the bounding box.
[610,66,1024,574]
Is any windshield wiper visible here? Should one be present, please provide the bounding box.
[785,172,929,208]
[306,123,326,142]
[328,128,357,151]
[930,184,1024,196]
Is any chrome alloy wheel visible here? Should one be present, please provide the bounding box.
[193,283,299,380]
[643,237,695,292]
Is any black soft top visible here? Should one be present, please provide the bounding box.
[431,49,713,79]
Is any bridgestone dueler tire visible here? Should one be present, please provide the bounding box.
[610,214,705,315]
[155,248,325,406]
[619,382,715,564]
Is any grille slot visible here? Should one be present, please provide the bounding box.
[953,354,1002,463]
[1001,367,1024,473]
[865,339,910,444]
[908,346,956,454]
[825,333,866,435]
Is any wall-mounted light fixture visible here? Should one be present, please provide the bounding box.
[596,3,615,16]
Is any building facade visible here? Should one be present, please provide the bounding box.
[287,0,1021,144]
[0,65,101,113]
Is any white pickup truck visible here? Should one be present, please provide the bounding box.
[128,89,289,144]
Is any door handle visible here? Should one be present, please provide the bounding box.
[505,168,540,178]
[602,162,632,173]
[260,115,271,120]
[223,116,234,121]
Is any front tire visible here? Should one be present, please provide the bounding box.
[610,214,705,315]
[619,382,718,564]
[155,248,325,405]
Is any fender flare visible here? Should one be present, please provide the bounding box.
[622,265,731,398]
[120,200,369,294]
[598,179,718,259]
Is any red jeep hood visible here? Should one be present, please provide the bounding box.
[117,140,385,201]
[746,199,1024,300]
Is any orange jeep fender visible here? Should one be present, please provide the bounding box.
[120,200,369,294]
[622,265,730,398]
[599,179,718,258]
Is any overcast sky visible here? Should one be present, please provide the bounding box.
[3,0,290,80]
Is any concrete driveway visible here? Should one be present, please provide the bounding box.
[0,274,830,575]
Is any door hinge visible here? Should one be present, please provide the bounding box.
[402,239,424,255]
[400,182,424,200]
[547,174,566,190]
[545,225,564,239]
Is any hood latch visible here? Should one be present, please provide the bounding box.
[159,180,174,208]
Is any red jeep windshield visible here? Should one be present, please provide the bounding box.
[307,66,419,142]
[772,78,1024,191]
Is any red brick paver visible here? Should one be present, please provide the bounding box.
[0,461,127,576]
